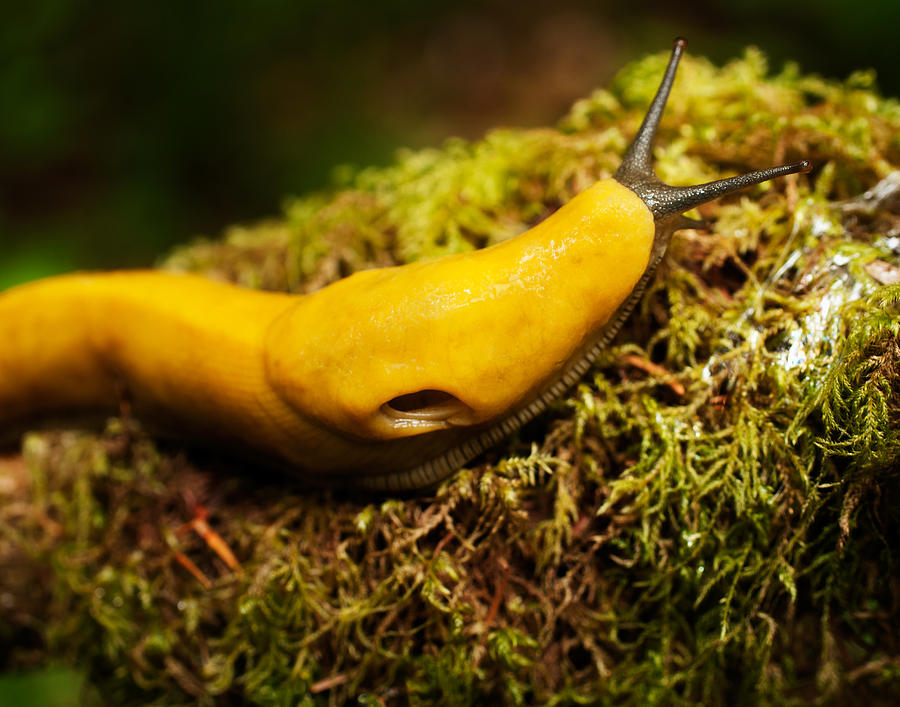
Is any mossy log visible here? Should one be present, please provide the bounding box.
[2,47,900,705]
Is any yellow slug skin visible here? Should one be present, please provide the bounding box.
[0,273,307,454]
[0,178,654,485]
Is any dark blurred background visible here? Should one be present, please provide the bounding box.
[2,0,899,289]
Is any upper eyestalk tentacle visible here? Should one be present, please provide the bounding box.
[614,37,812,224]
[615,36,688,181]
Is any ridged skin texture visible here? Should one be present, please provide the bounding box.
[0,179,654,486]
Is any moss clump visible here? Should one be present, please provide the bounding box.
[3,47,900,705]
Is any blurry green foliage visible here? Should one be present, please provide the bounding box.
[0,667,92,707]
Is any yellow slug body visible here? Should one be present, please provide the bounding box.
[266,179,653,439]
[0,180,653,486]
[0,272,295,450]
[0,39,809,489]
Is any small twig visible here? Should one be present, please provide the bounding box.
[622,354,685,396]
[485,558,510,627]
[178,505,244,575]
[172,551,212,589]
[310,673,350,693]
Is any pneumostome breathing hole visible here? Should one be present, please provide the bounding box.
[382,390,470,421]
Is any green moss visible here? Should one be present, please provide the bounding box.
[3,47,900,704]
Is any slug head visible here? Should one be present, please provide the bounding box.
[265,38,811,489]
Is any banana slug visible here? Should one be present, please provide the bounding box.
[0,39,810,491]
